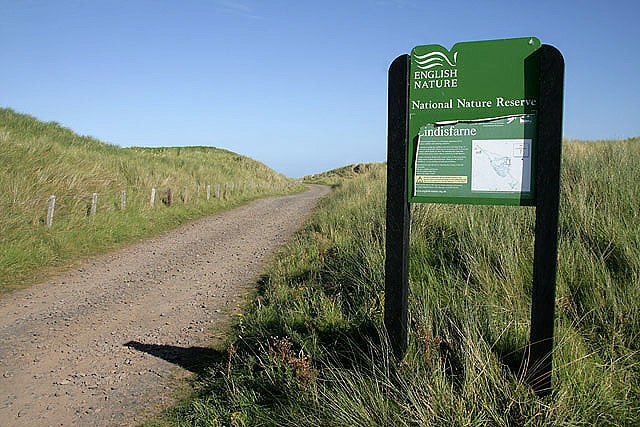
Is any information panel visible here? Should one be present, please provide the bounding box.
[408,37,541,205]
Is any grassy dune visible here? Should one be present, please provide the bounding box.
[0,108,302,293]
[158,138,640,426]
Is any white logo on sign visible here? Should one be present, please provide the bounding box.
[413,51,458,69]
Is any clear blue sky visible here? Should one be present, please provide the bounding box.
[1,0,638,177]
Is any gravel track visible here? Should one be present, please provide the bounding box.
[0,184,330,426]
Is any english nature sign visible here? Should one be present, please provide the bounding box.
[408,37,541,205]
[385,37,564,396]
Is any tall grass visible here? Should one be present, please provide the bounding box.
[156,137,640,426]
[0,108,303,293]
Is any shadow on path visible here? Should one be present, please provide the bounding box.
[124,341,224,377]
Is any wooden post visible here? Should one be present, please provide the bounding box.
[166,188,173,207]
[120,191,126,210]
[384,54,411,360]
[183,187,188,203]
[46,195,56,228]
[150,188,156,207]
[526,44,564,396]
[216,184,221,199]
[91,193,98,216]
[207,184,211,201]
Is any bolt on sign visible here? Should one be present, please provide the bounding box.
[408,37,541,205]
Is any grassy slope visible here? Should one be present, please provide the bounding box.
[156,138,640,426]
[0,108,302,293]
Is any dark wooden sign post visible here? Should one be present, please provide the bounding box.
[384,39,564,396]
[527,45,565,395]
[385,53,411,360]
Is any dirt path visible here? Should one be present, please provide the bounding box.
[0,184,330,426]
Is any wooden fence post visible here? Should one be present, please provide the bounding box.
[150,188,156,207]
[120,191,126,210]
[207,185,211,201]
[166,188,172,207]
[91,193,98,216]
[46,195,56,228]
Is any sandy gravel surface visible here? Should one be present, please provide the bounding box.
[0,184,330,426]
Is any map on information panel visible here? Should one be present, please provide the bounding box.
[471,138,531,192]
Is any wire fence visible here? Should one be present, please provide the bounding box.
[2,180,299,229]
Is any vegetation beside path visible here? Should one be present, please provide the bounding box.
[0,108,303,294]
[154,138,639,426]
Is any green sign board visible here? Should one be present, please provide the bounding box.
[408,37,541,205]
